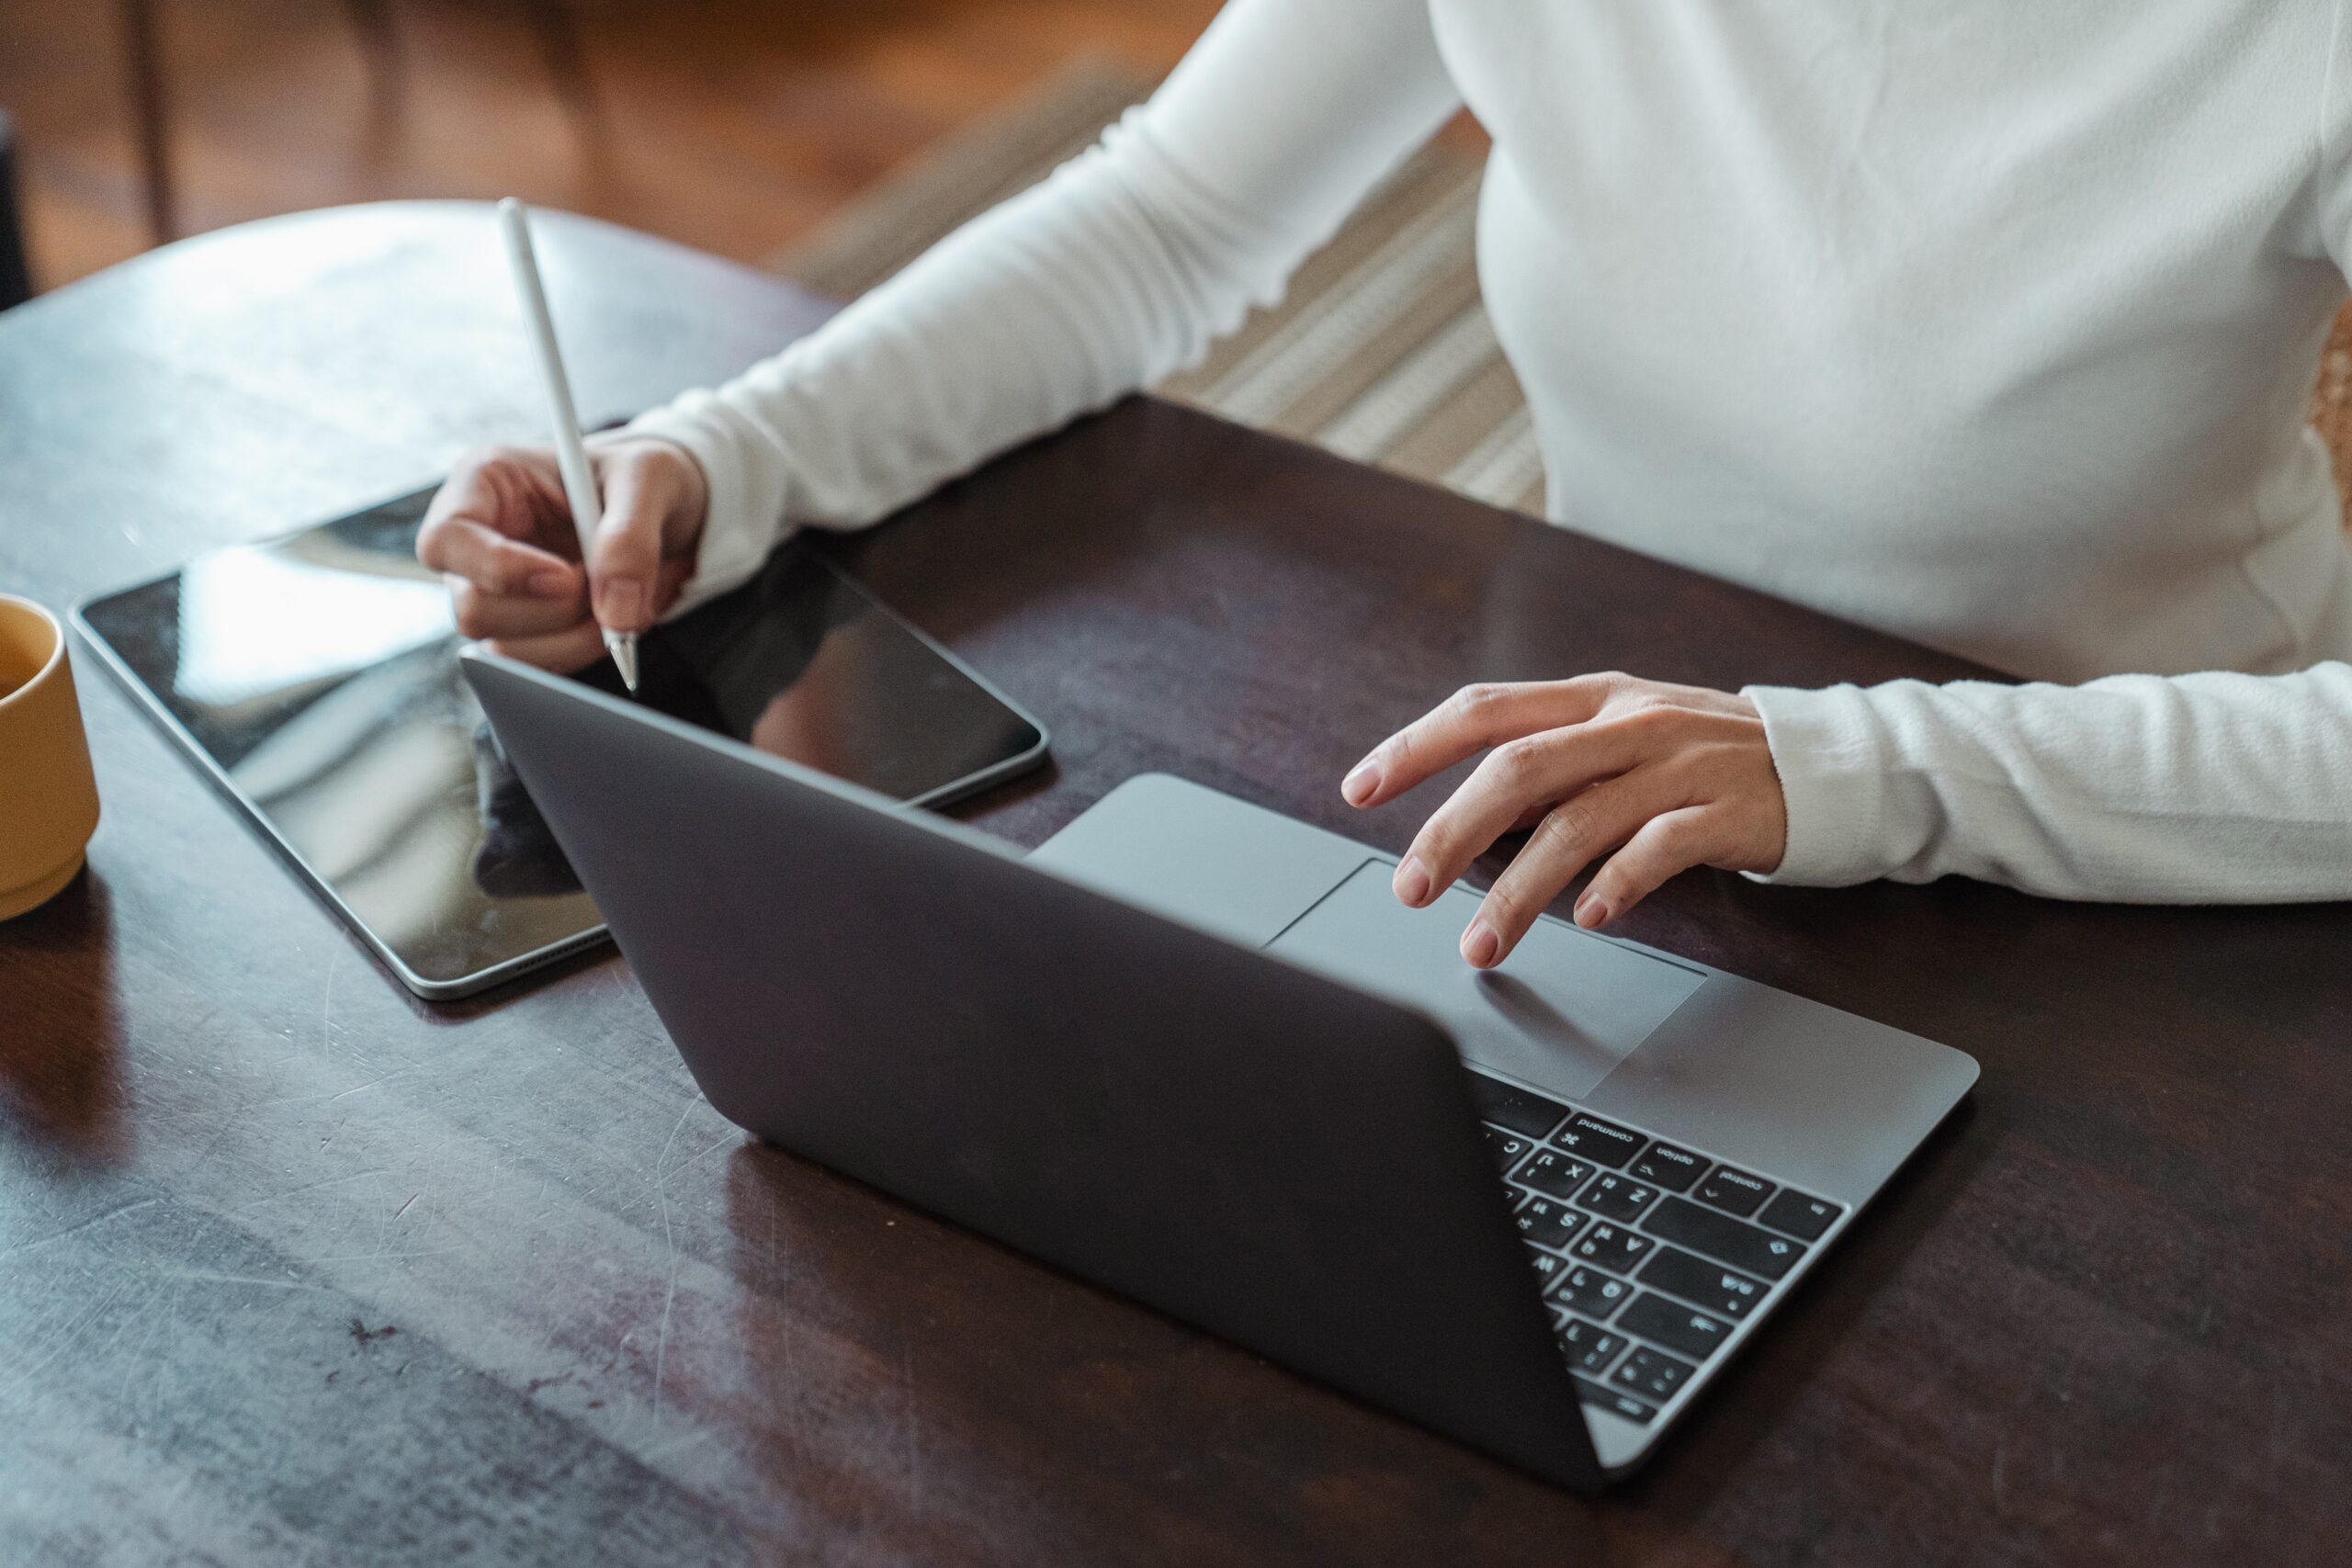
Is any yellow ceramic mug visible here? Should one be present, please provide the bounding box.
[0,594,102,919]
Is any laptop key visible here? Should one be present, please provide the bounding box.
[1617,1292,1735,1363]
[1515,1149,1597,1201]
[1693,1165,1774,1217]
[1467,1074,1570,1138]
[1758,1188,1844,1242]
[1611,1346,1698,1403]
[1628,1141,1707,1193]
[1483,1124,1535,1172]
[1514,1196,1587,1253]
[1573,1376,1657,1425]
[1553,1112,1645,1168]
[1645,1197,1805,1280]
[1554,1315,1628,1376]
[1577,1171,1659,1224]
[1551,1263,1634,1321]
[1571,1222,1654,1273]
[1638,1247,1767,1320]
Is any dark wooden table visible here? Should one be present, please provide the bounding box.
[3,203,2346,1567]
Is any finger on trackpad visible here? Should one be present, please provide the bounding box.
[1268,863,1705,1100]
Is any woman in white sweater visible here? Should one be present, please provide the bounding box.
[421,0,2352,970]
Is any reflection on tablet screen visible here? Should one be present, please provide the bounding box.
[78,485,1047,991]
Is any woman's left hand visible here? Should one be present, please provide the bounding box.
[1340,673,1789,966]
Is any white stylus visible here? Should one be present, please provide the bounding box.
[496,197,639,693]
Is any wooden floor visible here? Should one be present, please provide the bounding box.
[0,0,1223,291]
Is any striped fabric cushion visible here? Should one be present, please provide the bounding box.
[773,58,2352,529]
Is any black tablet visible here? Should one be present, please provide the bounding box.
[74,484,1050,998]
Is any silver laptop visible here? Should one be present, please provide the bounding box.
[462,648,1977,1488]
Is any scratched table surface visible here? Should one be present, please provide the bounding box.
[2,203,2347,1567]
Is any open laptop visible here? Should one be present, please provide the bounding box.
[462,648,1977,1488]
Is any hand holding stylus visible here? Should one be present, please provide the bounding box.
[418,437,707,672]
[496,197,644,689]
[419,201,711,675]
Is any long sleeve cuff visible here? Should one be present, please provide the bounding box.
[623,393,794,617]
[1740,682,1897,886]
[1741,665,2352,902]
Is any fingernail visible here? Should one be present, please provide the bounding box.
[1574,893,1611,929]
[1341,757,1381,806]
[527,567,571,595]
[1463,920,1500,967]
[1394,856,1430,907]
[599,580,645,629]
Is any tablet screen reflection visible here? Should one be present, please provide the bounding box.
[79,487,1042,988]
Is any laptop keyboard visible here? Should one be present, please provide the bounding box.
[1470,1071,1845,1427]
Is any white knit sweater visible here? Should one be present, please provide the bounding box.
[632,0,2352,901]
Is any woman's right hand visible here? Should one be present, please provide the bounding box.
[416,437,710,671]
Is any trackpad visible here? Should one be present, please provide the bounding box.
[1268,862,1705,1100]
